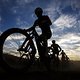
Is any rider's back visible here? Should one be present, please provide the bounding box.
[51,43,60,52]
[34,15,52,39]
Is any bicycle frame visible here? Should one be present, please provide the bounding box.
[0,27,51,71]
[18,28,43,58]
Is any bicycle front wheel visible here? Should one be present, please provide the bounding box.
[0,28,35,72]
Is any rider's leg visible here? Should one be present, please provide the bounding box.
[38,35,51,71]
[42,39,51,71]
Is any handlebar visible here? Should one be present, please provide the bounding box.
[23,27,39,39]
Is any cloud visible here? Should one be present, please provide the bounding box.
[54,14,77,28]
[24,0,34,3]
[58,33,80,44]
[0,16,1,21]
[44,0,61,22]
[44,8,60,23]
[16,0,34,6]
[56,33,80,55]
[11,6,19,14]
[71,0,80,9]
[15,16,29,28]
[43,0,80,43]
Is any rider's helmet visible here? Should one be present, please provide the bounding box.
[35,7,43,17]
[52,40,55,44]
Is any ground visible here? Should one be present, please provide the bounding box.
[0,60,80,80]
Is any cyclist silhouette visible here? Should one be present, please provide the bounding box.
[51,40,61,58]
[60,50,66,61]
[27,7,52,70]
[60,50,69,61]
[28,7,52,56]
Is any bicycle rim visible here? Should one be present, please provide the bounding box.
[0,28,33,71]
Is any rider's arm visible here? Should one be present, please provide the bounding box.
[26,20,38,31]
[50,44,54,50]
[58,45,62,52]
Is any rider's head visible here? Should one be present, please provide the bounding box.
[52,40,55,44]
[35,7,43,18]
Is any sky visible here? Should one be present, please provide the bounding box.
[0,0,80,60]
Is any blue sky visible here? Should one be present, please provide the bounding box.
[0,0,80,60]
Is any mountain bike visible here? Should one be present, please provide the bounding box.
[0,27,51,72]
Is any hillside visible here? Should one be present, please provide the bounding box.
[1,54,80,73]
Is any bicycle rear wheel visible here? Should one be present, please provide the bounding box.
[0,28,36,72]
